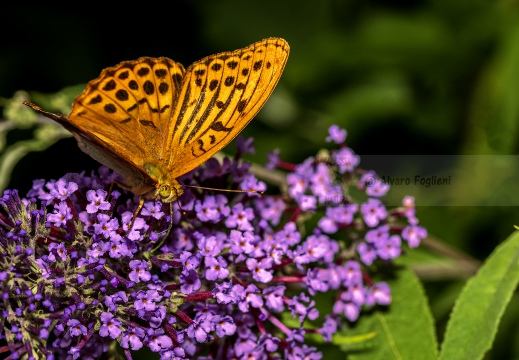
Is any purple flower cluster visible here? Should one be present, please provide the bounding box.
[0,127,426,359]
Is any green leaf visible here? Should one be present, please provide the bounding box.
[439,230,519,360]
[347,266,437,359]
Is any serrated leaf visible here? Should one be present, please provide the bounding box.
[439,231,519,360]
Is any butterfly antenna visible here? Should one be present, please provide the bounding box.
[184,184,264,196]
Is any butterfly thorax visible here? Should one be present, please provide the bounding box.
[143,163,183,203]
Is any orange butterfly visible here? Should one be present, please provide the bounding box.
[24,38,289,210]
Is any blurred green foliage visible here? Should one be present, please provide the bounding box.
[3,0,519,358]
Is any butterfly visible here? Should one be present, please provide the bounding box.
[24,38,289,212]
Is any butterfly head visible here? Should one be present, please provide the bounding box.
[144,163,183,203]
[156,181,183,203]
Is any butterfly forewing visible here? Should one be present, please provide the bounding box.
[240,38,289,121]
[166,48,253,159]
[163,38,290,176]
[70,57,186,166]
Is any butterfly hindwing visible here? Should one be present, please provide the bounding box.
[163,38,290,177]
[21,101,158,195]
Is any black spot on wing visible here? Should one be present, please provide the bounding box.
[104,104,116,113]
[159,82,169,95]
[253,60,263,71]
[227,60,238,69]
[237,99,247,113]
[116,89,129,101]
[210,121,233,132]
[89,95,102,104]
[103,79,116,91]
[192,139,206,156]
[118,71,129,80]
[224,76,234,86]
[137,67,150,77]
[209,80,219,91]
[143,81,155,95]
[155,69,167,78]
[139,120,157,129]
[129,80,139,90]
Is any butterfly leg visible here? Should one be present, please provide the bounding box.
[127,196,145,234]
[106,180,119,202]
[111,178,133,192]
[109,178,144,228]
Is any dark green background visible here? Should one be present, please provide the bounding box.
[3,0,519,358]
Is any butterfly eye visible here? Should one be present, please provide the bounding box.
[158,185,171,200]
